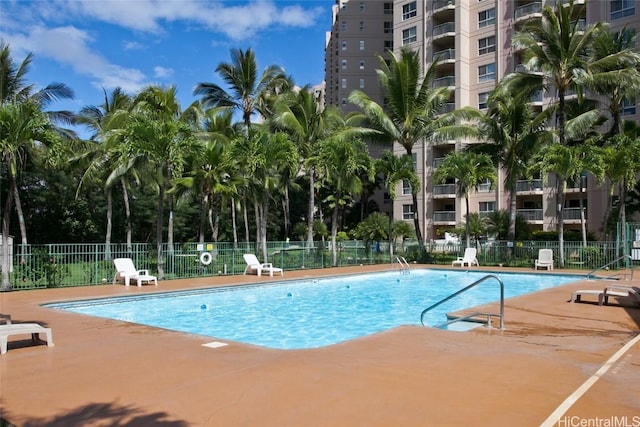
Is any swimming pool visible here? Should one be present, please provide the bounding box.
[48,269,581,349]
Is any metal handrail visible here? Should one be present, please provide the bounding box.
[586,255,635,281]
[420,274,504,329]
[395,256,410,273]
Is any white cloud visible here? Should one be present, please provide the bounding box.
[41,0,323,41]
[154,66,174,79]
[123,41,145,51]
[2,25,148,93]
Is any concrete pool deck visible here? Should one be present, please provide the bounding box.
[1,264,639,426]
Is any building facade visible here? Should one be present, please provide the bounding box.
[325,0,639,241]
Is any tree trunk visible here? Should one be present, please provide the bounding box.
[405,148,423,246]
[199,194,207,244]
[331,204,339,266]
[557,180,566,268]
[619,181,628,259]
[307,167,315,248]
[167,194,174,254]
[465,195,471,249]
[1,181,14,291]
[11,172,27,246]
[121,178,132,253]
[156,184,165,280]
[579,178,587,248]
[231,197,238,249]
[283,187,290,238]
[261,191,269,262]
[388,201,394,258]
[243,196,250,244]
[105,186,112,260]
[601,183,614,241]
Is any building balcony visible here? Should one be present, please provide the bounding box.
[433,183,456,197]
[433,157,446,168]
[517,208,543,222]
[515,2,542,21]
[562,207,586,222]
[433,48,455,62]
[433,22,455,38]
[516,179,543,193]
[433,211,456,223]
[433,0,455,10]
[433,75,455,88]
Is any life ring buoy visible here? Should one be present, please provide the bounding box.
[200,252,212,266]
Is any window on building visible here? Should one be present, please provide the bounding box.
[342,59,347,70]
[611,0,635,19]
[621,98,637,115]
[479,201,496,213]
[341,97,347,106]
[341,21,347,31]
[478,8,495,28]
[412,153,418,171]
[341,41,347,51]
[360,21,366,31]
[402,27,417,45]
[478,178,492,192]
[478,92,489,109]
[402,180,412,195]
[402,204,414,220]
[478,35,496,55]
[384,21,393,33]
[403,1,417,20]
[384,40,394,50]
[342,78,347,89]
[359,59,365,69]
[384,2,393,14]
[360,40,365,50]
[478,63,496,82]
[360,2,365,11]
[360,78,365,89]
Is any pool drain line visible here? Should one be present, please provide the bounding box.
[539,332,640,427]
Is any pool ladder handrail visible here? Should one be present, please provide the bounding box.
[395,256,410,274]
[420,274,504,330]
[586,255,635,281]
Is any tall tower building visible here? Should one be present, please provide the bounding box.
[325,0,639,241]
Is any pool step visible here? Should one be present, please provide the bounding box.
[437,320,484,331]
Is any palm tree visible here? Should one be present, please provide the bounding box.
[536,141,604,266]
[0,43,75,247]
[349,47,478,246]
[122,85,198,279]
[76,87,134,256]
[194,48,289,129]
[375,150,419,257]
[601,121,640,252]
[315,136,375,266]
[272,87,339,247]
[510,0,602,147]
[433,151,496,248]
[585,26,640,138]
[473,86,552,243]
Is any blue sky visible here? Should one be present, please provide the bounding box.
[1,0,330,120]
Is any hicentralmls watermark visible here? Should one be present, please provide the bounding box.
[555,416,640,427]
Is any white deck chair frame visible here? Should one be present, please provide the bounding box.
[113,258,158,287]
[243,254,283,277]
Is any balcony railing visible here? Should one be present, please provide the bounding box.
[442,102,456,113]
[433,22,455,37]
[433,0,455,9]
[433,211,456,222]
[433,183,456,195]
[434,48,455,61]
[563,207,586,221]
[515,2,542,19]
[433,157,446,168]
[516,179,543,192]
[433,75,455,88]
[517,209,543,221]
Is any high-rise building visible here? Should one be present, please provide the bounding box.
[325,0,639,241]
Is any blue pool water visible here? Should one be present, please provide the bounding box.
[47,269,581,349]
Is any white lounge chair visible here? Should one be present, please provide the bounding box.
[243,254,283,277]
[452,248,478,267]
[570,285,640,306]
[113,258,158,287]
[535,249,554,270]
[0,314,54,354]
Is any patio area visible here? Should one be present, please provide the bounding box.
[1,265,639,426]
